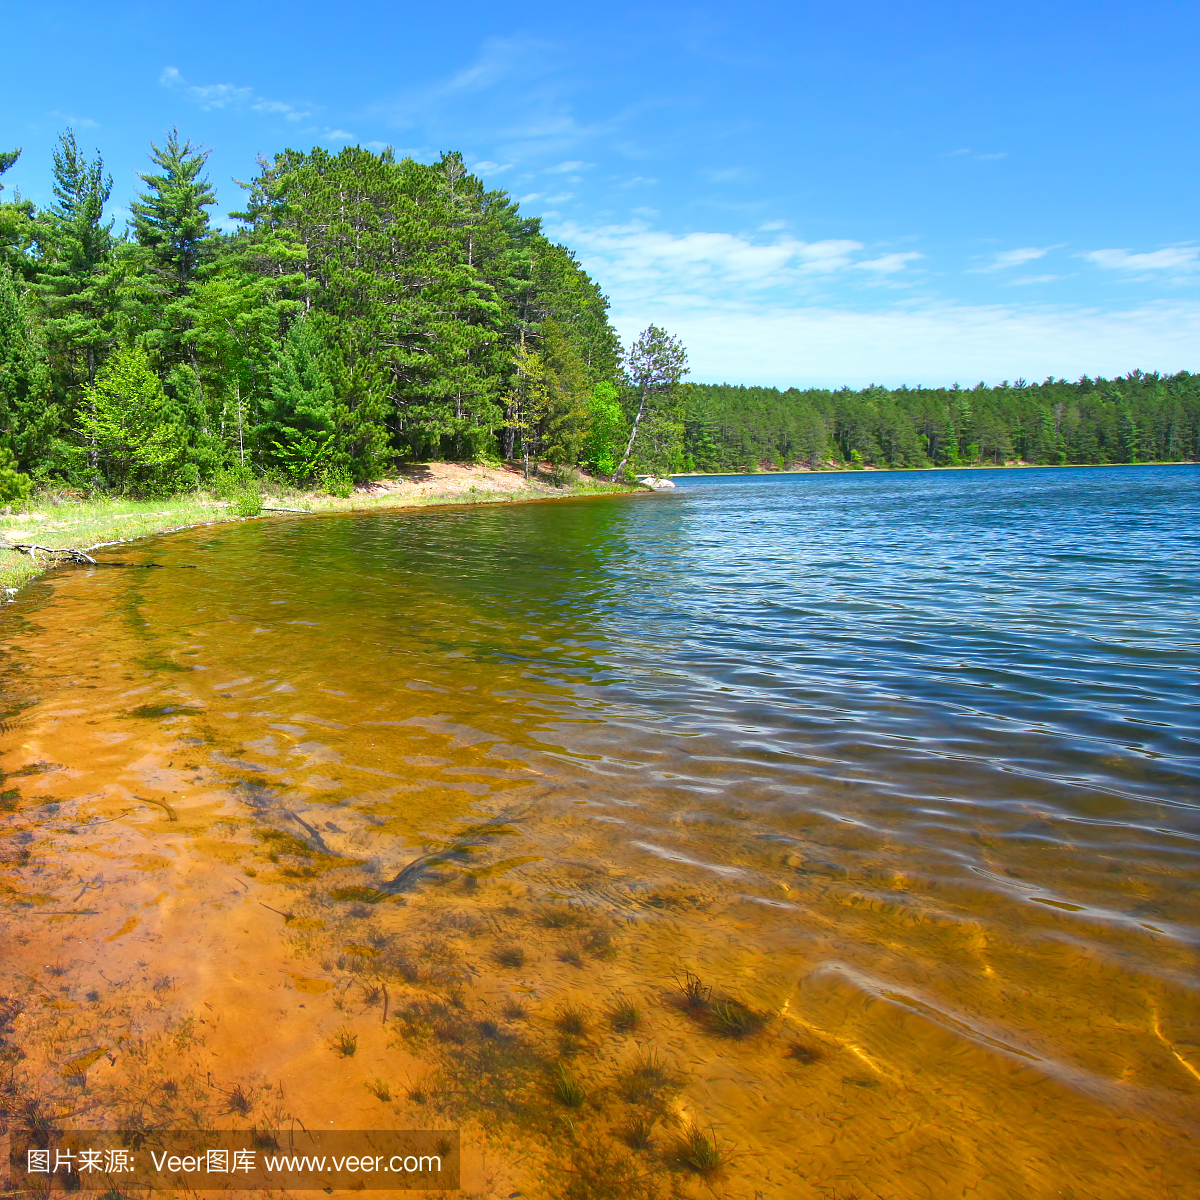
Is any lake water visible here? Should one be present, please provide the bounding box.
[2,464,1197,1199]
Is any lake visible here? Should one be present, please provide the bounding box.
[2,464,1197,1199]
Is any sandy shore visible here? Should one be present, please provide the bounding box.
[0,463,637,592]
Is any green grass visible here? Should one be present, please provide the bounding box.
[330,1028,358,1057]
[673,1125,726,1177]
[552,1064,586,1108]
[605,997,641,1033]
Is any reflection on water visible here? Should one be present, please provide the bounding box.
[2,465,1198,1198]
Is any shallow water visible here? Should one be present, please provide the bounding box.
[2,465,1198,1199]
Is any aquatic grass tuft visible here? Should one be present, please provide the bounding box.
[502,997,530,1021]
[366,1079,392,1102]
[493,944,526,969]
[620,1114,656,1150]
[615,1050,677,1107]
[673,1125,726,1177]
[558,945,585,967]
[582,926,615,959]
[674,969,710,1010]
[555,1004,589,1037]
[222,1083,254,1116]
[541,905,581,928]
[552,1064,586,1108]
[605,997,640,1033]
[707,997,768,1038]
[787,1042,823,1064]
[330,1028,358,1058]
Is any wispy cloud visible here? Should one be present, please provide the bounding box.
[856,252,922,274]
[973,246,1054,273]
[159,67,311,121]
[1084,246,1199,273]
[546,220,923,312]
[368,37,631,165]
[471,160,512,174]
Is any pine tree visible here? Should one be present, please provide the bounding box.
[259,313,339,482]
[131,130,217,294]
[80,346,183,494]
[32,131,116,391]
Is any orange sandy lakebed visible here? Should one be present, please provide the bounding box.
[1,467,1198,1199]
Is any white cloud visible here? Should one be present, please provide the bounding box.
[1009,274,1062,286]
[1084,246,1199,272]
[548,220,924,306]
[545,160,589,173]
[471,160,511,174]
[975,246,1052,272]
[322,129,356,141]
[611,302,1200,389]
[159,66,311,121]
[855,252,922,273]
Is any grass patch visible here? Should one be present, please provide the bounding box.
[552,1064,586,1108]
[330,1028,358,1058]
[606,997,640,1033]
[673,1125,726,1178]
[554,1004,589,1037]
[492,944,526,969]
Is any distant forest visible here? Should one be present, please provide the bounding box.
[679,373,1200,473]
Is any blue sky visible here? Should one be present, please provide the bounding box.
[2,0,1196,387]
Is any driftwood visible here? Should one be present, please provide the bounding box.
[261,506,310,514]
[0,542,196,570]
[1,541,97,565]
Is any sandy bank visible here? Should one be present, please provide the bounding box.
[0,462,638,593]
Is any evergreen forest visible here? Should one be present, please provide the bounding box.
[0,130,1195,502]
[679,374,1200,473]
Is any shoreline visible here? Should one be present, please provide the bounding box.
[0,464,639,595]
[671,459,1198,479]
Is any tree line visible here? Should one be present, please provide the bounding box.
[1,130,1192,502]
[679,372,1200,473]
[0,131,693,500]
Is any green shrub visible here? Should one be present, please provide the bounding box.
[320,464,353,498]
[0,447,32,505]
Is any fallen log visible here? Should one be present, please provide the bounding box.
[1,542,97,565]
